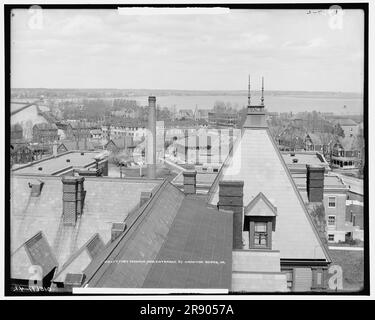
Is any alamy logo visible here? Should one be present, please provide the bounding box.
[328,265,343,290]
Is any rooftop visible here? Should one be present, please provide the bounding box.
[281,151,330,173]
[11,174,161,280]
[11,101,37,115]
[12,151,102,175]
[292,173,348,190]
[84,182,233,289]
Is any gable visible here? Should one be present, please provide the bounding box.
[245,192,277,217]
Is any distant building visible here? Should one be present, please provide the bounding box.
[331,136,360,170]
[304,133,325,152]
[11,101,50,141]
[90,129,103,139]
[102,122,146,141]
[194,107,210,122]
[334,119,359,138]
[70,122,91,139]
[12,150,108,177]
[282,151,331,174]
[55,122,74,140]
[178,109,194,120]
[32,123,59,144]
[11,124,23,143]
[208,111,238,127]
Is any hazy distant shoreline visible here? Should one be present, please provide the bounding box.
[11,88,362,99]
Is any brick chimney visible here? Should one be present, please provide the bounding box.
[76,176,85,216]
[147,96,157,179]
[183,170,197,195]
[306,165,325,202]
[62,176,85,226]
[218,180,244,249]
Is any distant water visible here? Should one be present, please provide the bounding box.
[131,93,363,115]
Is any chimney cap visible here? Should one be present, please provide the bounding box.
[219,180,244,187]
[306,165,325,171]
[61,176,84,184]
[183,170,197,177]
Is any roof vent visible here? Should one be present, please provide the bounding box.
[290,153,295,157]
[81,152,84,156]
[38,167,43,171]
[293,158,298,163]
[111,223,127,242]
[66,159,70,163]
[28,179,44,197]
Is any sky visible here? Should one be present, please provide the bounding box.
[10,8,364,92]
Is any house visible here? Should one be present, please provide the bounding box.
[58,139,97,152]
[55,122,74,140]
[304,133,324,152]
[335,118,359,138]
[331,136,360,170]
[178,109,194,120]
[102,121,147,141]
[32,123,59,144]
[70,122,91,139]
[207,92,331,292]
[106,136,135,153]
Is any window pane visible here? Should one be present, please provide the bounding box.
[260,235,267,245]
[316,272,322,285]
[255,222,267,232]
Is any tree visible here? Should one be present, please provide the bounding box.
[334,123,345,138]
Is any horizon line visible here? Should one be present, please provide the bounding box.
[11,88,363,95]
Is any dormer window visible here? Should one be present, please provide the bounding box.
[244,192,277,250]
[253,221,268,247]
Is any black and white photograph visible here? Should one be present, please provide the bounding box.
[2,1,372,302]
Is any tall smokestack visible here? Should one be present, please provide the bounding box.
[147,96,157,178]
